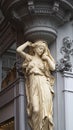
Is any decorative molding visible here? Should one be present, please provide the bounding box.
[24,26,57,44]
[62,71,73,78]
[56,37,73,72]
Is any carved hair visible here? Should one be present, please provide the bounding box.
[30,40,54,61]
[26,40,55,66]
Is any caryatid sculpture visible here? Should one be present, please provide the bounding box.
[16,40,55,130]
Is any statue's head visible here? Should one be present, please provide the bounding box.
[31,40,50,56]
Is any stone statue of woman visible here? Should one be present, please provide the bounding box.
[16,40,55,130]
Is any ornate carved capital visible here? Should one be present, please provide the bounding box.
[1,0,73,46]
[1,0,73,27]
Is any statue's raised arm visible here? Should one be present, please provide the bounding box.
[16,41,32,60]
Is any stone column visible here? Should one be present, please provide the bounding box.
[53,71,73,130]
[53,71,65,130]
[14,77,26,130]
[63,71,73,130]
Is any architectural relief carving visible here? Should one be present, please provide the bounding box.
[1,0,73,30]
[56,37,73,72]
[53,1,59,12]
[16,40,55,130]
[28,0,35,13]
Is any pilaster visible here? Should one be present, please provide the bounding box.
[63,71,73,130]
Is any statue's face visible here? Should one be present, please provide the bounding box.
[35,45,45,56]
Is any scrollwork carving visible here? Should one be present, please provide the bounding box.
[56,37,73,72]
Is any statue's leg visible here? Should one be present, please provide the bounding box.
[42,117,53,130]
[32,95,40,130]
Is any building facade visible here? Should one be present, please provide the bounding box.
[0,0,73,130]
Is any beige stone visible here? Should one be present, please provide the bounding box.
[16,40,55,130]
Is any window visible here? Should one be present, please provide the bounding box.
[1,43,16,90]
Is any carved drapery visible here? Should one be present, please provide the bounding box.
[16,40,55,130]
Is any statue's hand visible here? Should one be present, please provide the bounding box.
[25,41,32,46]
[27,103,32,117]
[42,54,48,60]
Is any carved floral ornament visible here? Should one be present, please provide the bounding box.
[56,37,73,72]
